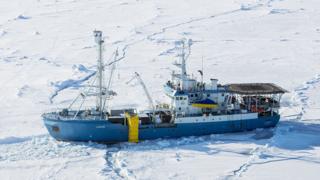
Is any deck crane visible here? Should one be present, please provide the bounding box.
[126,72,155,121]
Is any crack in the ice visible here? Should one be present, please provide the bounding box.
[146,0,278,42]
[223,145,320,180]
[223,145,270,180]
[294,74,320,119]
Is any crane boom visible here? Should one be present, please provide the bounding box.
[126,72,155,120]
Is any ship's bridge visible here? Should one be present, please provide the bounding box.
[166,79,229,116]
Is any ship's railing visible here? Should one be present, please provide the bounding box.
[174,109,256,118]
[42,110,108,121]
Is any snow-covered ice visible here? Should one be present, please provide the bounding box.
[0,0,320,179]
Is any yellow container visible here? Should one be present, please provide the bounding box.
[125,113,139,143]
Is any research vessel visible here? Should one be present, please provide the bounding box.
[42,31,287,143]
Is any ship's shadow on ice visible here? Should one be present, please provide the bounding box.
[269,120,320,150]
[0,136,32,145]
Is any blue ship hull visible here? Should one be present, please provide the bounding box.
[43,114,280,143]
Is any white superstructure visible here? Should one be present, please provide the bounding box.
[162,39,284,124]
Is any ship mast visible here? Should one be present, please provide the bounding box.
[94,30,104,113]
[178,39,192,90]
[181,41,187,90]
